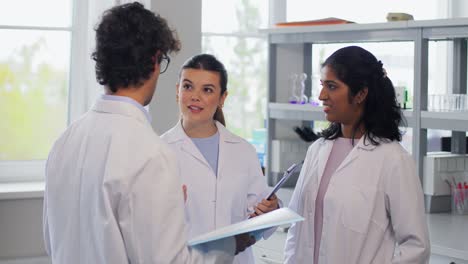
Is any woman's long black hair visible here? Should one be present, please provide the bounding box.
[320,46,405,145]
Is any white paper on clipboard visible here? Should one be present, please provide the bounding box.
[266,161,303,200]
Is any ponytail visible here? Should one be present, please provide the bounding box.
[214,107,226,126]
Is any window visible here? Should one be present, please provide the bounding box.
[201,0,269,140]
[0,0,86,182]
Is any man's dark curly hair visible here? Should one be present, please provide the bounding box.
[92,2,180,92]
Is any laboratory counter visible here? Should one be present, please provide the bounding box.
[253,188,468,263]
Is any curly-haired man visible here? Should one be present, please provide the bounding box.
[43,3,253,263]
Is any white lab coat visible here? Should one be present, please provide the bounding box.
[161,120,272,264]
[284,137,430,264]
[43,99,235,264]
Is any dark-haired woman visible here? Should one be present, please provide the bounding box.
[284,46,430,264]
[161,54,279,264]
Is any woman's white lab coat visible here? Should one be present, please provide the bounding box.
[284,136,430,264]
[43,99,235,264]
[161,120,271,264]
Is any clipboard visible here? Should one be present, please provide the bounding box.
[188,207,304,246]
[266,161,303,200]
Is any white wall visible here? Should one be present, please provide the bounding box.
[0,198,47,261]
[149,0,202,134]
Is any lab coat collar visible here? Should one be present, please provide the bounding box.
[91,98,151,127]
[163,120,241,144]
[163,120,188,144]
[163,120,241,171]
[317,139,333,183]
[215,121,242,144]
[166,121,209,168]
[214,121,242,179]
[317,134,378,150]
[317,135,378,180]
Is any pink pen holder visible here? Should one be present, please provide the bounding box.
[451,184,468,215]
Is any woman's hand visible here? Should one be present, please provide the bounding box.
[249,194,279,218]
[234,233,256,255]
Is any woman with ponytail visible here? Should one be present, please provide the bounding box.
[284,46,430,264]
[161,54,279,264]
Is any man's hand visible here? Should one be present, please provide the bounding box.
[249,194,279,218]
[234,233,256,255]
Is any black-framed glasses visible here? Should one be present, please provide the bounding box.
[159,54,170,74]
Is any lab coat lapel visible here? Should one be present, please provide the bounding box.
[215,121,240,179]
[317,140,333,183]
[171,121,211,169]
[181,140,211,169]
[334,136,376,174]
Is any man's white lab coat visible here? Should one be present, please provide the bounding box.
[161,120,272,264]
[43,99,235,264]
[284,137,430,264]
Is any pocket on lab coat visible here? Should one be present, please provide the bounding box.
[340,185,377,234]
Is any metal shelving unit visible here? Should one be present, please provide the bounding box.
[269,103,326,121]
[263,18,468,192]
[269,102,414,126]
[421,111,468,131]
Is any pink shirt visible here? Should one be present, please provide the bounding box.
[313,138,354,264]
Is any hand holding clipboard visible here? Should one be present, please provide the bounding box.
[251,160,304,217]
[247,161,304,239]
[266,160,304,200]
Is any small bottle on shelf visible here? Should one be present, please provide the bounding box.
[298,73,308,104]
[288,73,300,104]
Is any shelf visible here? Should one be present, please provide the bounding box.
[421,111,468,131]
[265,18,468,263]
[268,103,326,121]
[261,18,468,44]
[264,25,416,44]
[413,18,468,40]
[269,103,414,127]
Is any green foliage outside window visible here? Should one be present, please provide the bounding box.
[0,39,68,160]
[202,0,267,140]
